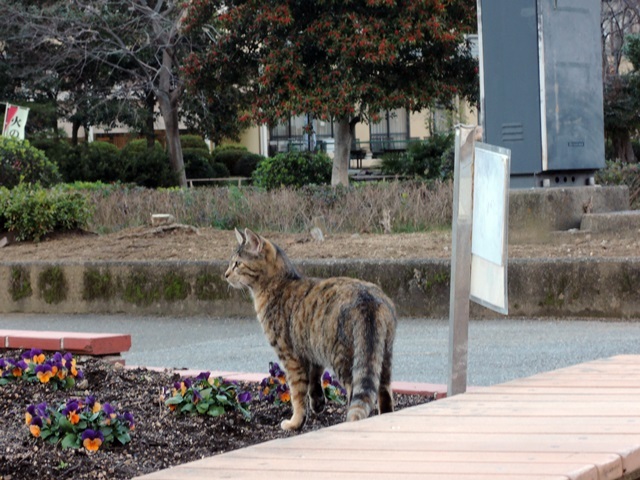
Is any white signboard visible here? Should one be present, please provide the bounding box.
[470,142,510,314]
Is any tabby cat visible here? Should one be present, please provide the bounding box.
[225,228,397,431]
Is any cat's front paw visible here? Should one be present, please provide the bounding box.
[280,417,304,431]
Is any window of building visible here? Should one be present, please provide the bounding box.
[370,108,410,153]
[269,114,335,156]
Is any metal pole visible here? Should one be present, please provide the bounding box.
[447,125,480,396]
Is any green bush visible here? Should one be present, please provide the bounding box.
[0,137,61,188]
[596,160,640,208]
[183,149,215,179]
[182,142,230,179]
[36,136,122,184]
[45,142,85,183]
[210,162,231,178]
[252,151,332,190]
[80,142,122,182]
[181,135,209,150]
[212,143,247,155]
[381,133,454,180]
[29,133,84,183]
[120,140,176,188]
[213,148,248,173]
[0,184,91,241]
[233,152,265,177]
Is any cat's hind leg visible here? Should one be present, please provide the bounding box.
[281,359,309,431]
[378,347,394,414]
[308,364,325,414]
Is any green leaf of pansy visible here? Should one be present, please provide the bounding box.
[61,433,78,449]
[165,395,184,405]
[207,406,225,417]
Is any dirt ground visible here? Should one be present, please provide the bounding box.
[0,355,430,480]
[1,223,639,262]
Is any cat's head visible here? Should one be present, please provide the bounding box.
[225,228,299,290]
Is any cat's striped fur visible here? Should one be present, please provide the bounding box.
[225,228,397,431]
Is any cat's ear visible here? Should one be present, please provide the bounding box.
[234,228,245,245]
[244,228,264,254]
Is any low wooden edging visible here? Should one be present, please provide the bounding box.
[0,329,131,364]
[133,355,640,480]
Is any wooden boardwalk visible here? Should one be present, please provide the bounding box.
[135,355,640,480]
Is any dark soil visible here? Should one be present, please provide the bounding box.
[2,225,639,263]
[0,355,432,480]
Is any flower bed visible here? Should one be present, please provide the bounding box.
[0,353,432,480]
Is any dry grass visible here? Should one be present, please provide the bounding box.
[85,181,453,234]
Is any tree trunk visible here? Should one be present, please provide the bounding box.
[71,120,81,146]
[157,47,187,187]
[612,131,636,163]
[144,89,156,149]
[332,118,352,186]
[158,93,187,187]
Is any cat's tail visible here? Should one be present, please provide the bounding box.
[346,293,396,422]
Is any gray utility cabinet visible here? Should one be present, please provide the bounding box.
[477,0,605,188]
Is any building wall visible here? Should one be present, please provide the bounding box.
[235,125,261,154]
[59,101,478,158]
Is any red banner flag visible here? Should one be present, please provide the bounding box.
[2,104,29,139]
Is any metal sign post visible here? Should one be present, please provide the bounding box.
[447,125,478,397]
[448,126,511,397]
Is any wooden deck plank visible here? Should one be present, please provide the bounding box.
[200,450,622,480]
[256,429,640,473]
[138,467,573,480]
[392,401,640,416]
[236,448,620,466]
[474,387,640,395]
[451,393,640,402]
[180,456,600,479]
[333,414,640,434]
[500,379,640,388]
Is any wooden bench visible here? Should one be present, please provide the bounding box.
[0,329,131,357]
[186,177,250,187]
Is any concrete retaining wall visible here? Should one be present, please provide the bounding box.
[508,185,629,231]
[2,258,639,319]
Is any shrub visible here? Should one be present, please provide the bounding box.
[596,160,640,208]
[212,148,248,173]
[46,142,85,183]
[39,139,122,184]
[252,151,332,189]
[210,162,231,178]
[180,135,222,179]
[381,133,454,180]
[233,152,265,177]
[183,149,215,178]
[0,183,91,241]
[29,134,87,183]
[212,143,247,155]
[0,137,61,188]
[180,134,209,150]
[119,140,176,188]
[79,142,122,182]
[182,148,229,180]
